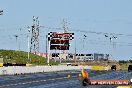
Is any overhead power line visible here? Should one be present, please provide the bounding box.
[40,26,132,37]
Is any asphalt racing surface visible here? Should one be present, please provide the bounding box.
[0,70,131,88]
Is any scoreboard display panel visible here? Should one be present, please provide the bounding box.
[50,45,70,50]
[50,39,69,44]
[51,32,73,39]
[48,32,74,50]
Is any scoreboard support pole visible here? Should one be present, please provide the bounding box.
[47,40,50,65]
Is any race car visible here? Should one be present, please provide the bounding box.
[111,65,116,70]
[128,65,132,72]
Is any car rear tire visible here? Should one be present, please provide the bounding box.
[82,78,91,86]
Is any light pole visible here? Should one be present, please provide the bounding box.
[28,28,31,63]
[83,35,87,62]
[46,34,50,65]
[83,35,87,49]
[111,36,117,60]
[46,35,48,60]
[74,37,77,64]
[14,35,18,50]
[105,35,117,60]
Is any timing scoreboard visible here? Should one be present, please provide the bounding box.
[48,32,74,50]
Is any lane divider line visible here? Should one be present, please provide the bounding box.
[0,76,72,87]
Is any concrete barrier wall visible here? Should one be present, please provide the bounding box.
[0,65,91,75]
[91,66,105,70]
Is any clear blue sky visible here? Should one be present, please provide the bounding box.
[0,0,132,60]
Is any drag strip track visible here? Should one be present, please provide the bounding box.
[90,70,132,80]
[87,71,132,88]
[30,71,132,88]
[0,70,109,88]
[0,70,131,88]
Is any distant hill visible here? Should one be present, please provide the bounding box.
[0,49,58,65]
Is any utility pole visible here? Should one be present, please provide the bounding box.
[55,47,57,62]
[62,19,68,63]
[30,16,40,54]
[62,19,68,33]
